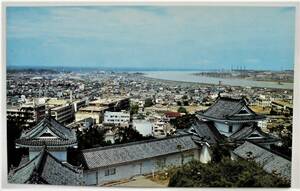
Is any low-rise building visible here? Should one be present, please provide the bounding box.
[89,96,130,112]
[76,106,109,124]
[7,102,46,128]
[103,111,130,127]
[50,104,75,125]
[68,117,95,131]
[73,99,87,112]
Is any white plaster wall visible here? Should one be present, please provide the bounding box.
[84,170,97,185]
[83,149,200,185]
[214,122,241,136]
[29,150,67,161]
[50,151,67,161]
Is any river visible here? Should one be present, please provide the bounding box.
[143,71,293,90]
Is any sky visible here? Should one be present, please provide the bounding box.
[6,6,296,71]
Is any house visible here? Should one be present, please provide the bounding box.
[233,141,291,181]
[81,135,202,185]
[8,148,83,185]
[15,115,77,161]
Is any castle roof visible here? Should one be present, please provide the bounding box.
[197,96,265,123]
[187,119,224,144]
[8,148,82,185]
[15,115,77,148]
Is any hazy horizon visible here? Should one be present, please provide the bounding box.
[6,6,296,71]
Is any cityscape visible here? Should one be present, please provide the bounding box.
[6,5,295,187]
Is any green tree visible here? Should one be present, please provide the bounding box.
[177,101,182,106]
[168,158,290,187]
[76,127,109,149]
[183,101,189,106]
[170,114,197,129]
[177,106,188,114]
[114,127,154,144]
[210,142,233,163]
[182,95,188,100]
[144,98,154,107]
[130,104,139,115]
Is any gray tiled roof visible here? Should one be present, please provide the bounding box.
[188,120,223,144]
[16,116,77,147]
[8,149,83,185]
[16,139,77,147]
[82,135,199,170]
[229,125,255,140]
[229,125,280,143]
[233,141,291,180]
[197,96,264,121]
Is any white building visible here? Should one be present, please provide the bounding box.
[103,111,130,127]
[153,121,167,138]
[132,120,153,137]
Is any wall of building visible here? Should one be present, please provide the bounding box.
[132,120,153,137]
[75,112,100,124]
[29,150,67,161]
[214,122,241,136]
[51,104,74,124]
[103,111,130,126]
[83,149,200,186]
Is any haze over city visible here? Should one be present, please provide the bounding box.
[7,6,295,71]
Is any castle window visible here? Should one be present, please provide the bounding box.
[229,125,233,133]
